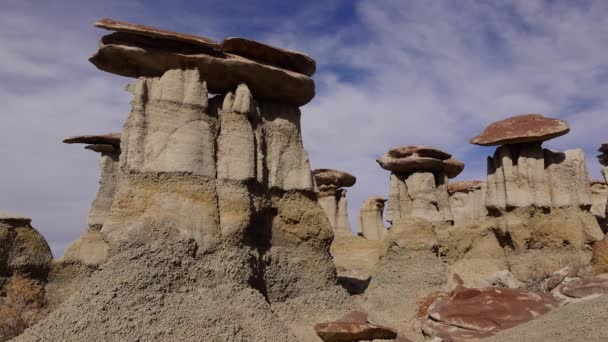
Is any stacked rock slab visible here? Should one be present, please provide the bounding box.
[448,180,488,226]
[357,196,388,240]
[377,145,464,224]
[60,133,121,265]
[0,212,52,287]
[17,19,350,342]
[313,168,356,234]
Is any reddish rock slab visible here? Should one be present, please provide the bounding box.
[448,180,485,194]
[422,318,494,341]
[222,37,316,76]
[313,169,356,188]
[470,114,570,146]
[84,144,118,153]
[542,267,571,292]
[314,310,398,342]
[598,153,608,166]
[377,155,464,178]
[314,321,397,342]
[62,133,121,146]
[387,145,451,160]
[427,286,561,333]
[95,18,220,51]
[559,277,608,298]
[90,31,315,106]
[443,158,465,178]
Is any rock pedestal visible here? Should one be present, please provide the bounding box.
[313,169,356,234]
[377,145,463,224]
[357,196,387,240]
[448,180,487,226]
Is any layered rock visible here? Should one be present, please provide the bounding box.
[313,169,356,234]
[448,180,487,226]
[377,145,463,224]
[0,212,52,283]
[60,133,121,265]
[590,180,607,230]
[357,196,387,240]
[90,18,315,106]
[16,21,349,342]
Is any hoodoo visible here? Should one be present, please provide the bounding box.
[448,180,487,225]
[313,168,356,234]
[357,196,388,240]
[60,133,121,265]
[377,145,464,224]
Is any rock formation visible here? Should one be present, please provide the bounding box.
[448,180,487,226]
[60,133,120,265]
[16,19,352,342]
[357,196,387,240]
[590,180,607,230]
[377,145,463,224]
[0,212,52,286]
[313,169,356,234]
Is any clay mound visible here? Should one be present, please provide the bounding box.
[15,228,297,342]
[62,133,121,146]
[470,113,570,146]
[313,169,356,188]
[487,295,608,342]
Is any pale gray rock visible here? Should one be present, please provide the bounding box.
[590,180,607,221]
[357,196,387,240]
[314,169,355,234]
[386,172,453,224]
[61,229,109,266]
[335,191,352,234]
[449,181,488,226]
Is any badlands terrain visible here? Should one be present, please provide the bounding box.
[2,19,608,342]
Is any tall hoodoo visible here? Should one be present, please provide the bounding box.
[377,145,463,224]
[357,196,388,240]
[60,133,121,265]
[448,180,488,226]
[18,19,343,342]
[313,168,356,234]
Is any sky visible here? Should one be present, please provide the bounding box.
[1,0,607,257]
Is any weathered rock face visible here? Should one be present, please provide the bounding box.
[590,180,607,230]
[421,283,561,341]
[90,18,315,106]
[598,143,608,167]
[379,145,461,225]
[0,212,52,282]
[470,114,570,146]
[449,180,488,226]
[357,196,387,240]
[314,169,355,234]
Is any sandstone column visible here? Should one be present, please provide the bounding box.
[313,168,356,234]
[357,196,387,240]
[60,133,121,265]
[599,143,608,228]
[448,180,488,226]
[376,145,464,224]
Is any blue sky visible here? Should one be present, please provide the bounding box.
[1,0,608,256]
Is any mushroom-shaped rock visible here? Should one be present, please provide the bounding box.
[313,169,356,234]
[0,212,52,280]
[90,18,315,106]
[377,145,464,179]
[313,169,356,188]
[357,197,387,240]
[62,132,121,146]
[470,113,570,146]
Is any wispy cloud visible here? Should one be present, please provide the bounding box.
[1,0,607,256]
